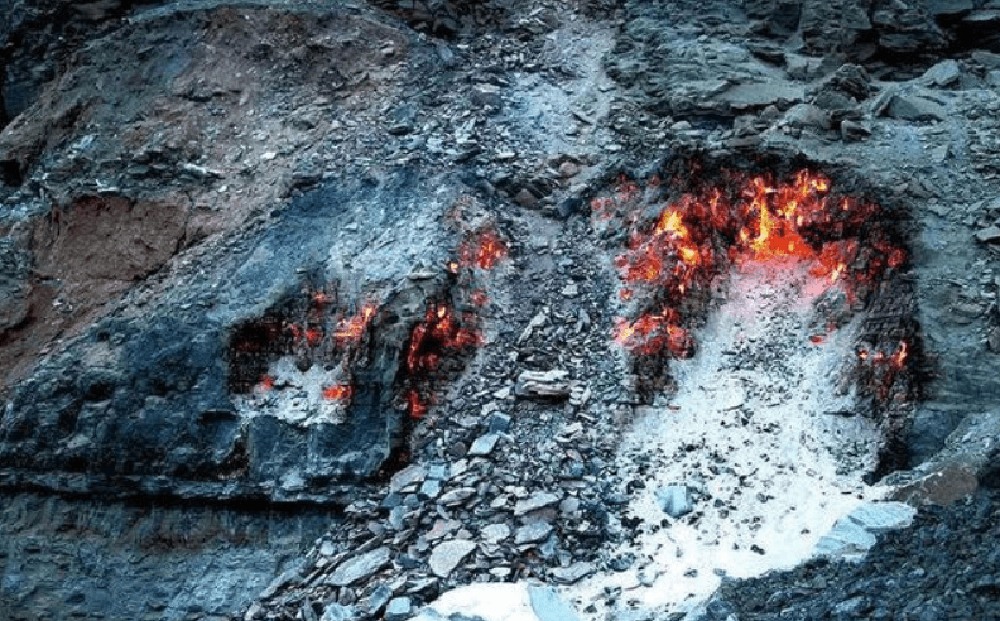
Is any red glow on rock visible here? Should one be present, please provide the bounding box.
[406,389,427,419]
[601,167,907,359]
[258,375,274,391]
[613,310,690,357]
[459,230,508,271]
[406,303,484,374]
[322,384,354,401]
[892,341,908,369]
[334,302,378,345]
[306,327,323,347]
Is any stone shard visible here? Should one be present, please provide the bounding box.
[515,521,554,544]
[921,60,962,88]
[514,370,572,398]
[656,485,693,518]
[974,226,1000,243]
[513,491,563,516]
[814,502,915,561]
[327,547,392,587]
[428,539,477,578]
[549,561,595,584]
[468,433,501,456]
[884,94,948,122]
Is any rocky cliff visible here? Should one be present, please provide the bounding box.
[3,1,1000,621]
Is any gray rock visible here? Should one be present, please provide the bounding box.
[515,370,572,398]
[550,561,595,584]
[327,547,392,587]
[988,326,1000,352]
[480,523,511,543]
[713,81,804,112]
[513,492,563,516]
[974,226,1000,243]
[429,539,477,577]
[488,412,511,433]
[884,94,947,122]
[515,521,554,544]
[419,479,442,499]
[368,584,393,614]
[921,60,962,88]
[528,585,581,621]
[783,103,832,131]
[385,598,412,621]
[972,50,1000,69]
[840,120,871,142]
[439,487,476,505]
[467,433,500,456]
[320,603,356,621]
[786,54,825,80]
[656,486,693,518]
[801,0,872,57]
[814,501,915,561]
[928,0,973,16]
[391,464,427,493]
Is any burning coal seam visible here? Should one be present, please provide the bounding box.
[226,223,508,426]
[593,165,917,415]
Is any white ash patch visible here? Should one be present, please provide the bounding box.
[232,356,351,426]
[566,260,893,620]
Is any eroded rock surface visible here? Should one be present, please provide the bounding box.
[3,1,1000,621]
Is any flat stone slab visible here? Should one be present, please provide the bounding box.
[515,522,553,545]
[513,492,562,516]
[712,81,804,111]
[429,539,477,578]
[327,547,392,586]
[814,502,916,562]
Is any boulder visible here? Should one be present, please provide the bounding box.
[884,94,948,122]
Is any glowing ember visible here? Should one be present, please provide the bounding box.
[306,327,323,347]
[322,384,354,400]
[405,389,427,419]
[600,168,908,360]
[892,341,908,369]
[613,310,690,357]
[334,302,378,344]
[459,230,508,270]
[407,303,484,373]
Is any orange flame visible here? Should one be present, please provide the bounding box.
[334,302,378,344]
[406,303,484,374]
[322,384,354,400]
[459,230,508,270]
[602,168,906,363]
[892,341,908,369]
[655,209,689,238]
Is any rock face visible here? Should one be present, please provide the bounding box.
[0,169,465,503]
[4,0,1000,620]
